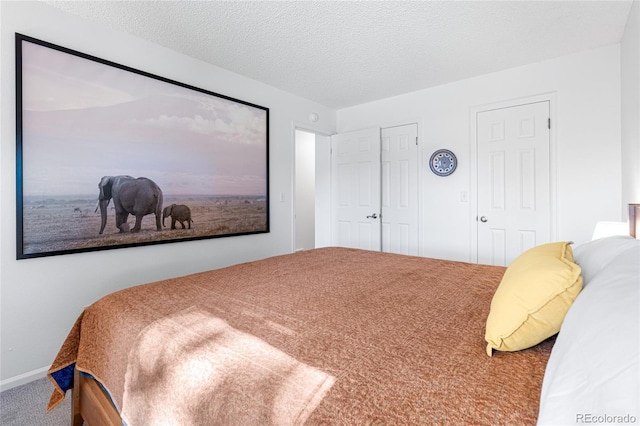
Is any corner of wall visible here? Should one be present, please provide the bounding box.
[620,0,640,216]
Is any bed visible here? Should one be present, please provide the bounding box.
[46,240,639,425]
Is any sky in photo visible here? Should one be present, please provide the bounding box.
[20,40,268,197]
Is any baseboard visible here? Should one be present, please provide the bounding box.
[0,366,50,392]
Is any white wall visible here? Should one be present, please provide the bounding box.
[338,45,622,261]
[621,0,640,213]
[0,1,336,387]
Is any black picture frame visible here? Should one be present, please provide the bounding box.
[16,34,269,259]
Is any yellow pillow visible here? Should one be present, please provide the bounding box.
[485,242,582,356]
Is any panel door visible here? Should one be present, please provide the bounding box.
[477,101,551,266]
[381,124,419,255]
[331,128,381,250]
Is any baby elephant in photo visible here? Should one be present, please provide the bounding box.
[162,204,193,229]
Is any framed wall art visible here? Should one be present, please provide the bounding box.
[15,34,269,259]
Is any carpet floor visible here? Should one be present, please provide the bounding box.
[1,377,71,426]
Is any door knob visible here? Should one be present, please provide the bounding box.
[480,216,488,223]
[367,213,378,219]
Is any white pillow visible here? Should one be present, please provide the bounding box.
[572,236,639,286]
[537,246,640,425]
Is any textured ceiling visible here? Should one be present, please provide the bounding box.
[45,1,633,109]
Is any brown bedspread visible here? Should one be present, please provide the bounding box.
[48,247,554,425]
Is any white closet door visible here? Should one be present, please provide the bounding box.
[477,101,551,266]
[331,128,381,251]
[381,124,419,256]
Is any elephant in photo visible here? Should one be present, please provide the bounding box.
[96,175,163,234]
[163,204,193,229]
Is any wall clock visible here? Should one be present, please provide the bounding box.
[429,149,457,176]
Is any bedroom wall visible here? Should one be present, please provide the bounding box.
[337,45,622,261]
[621,0,640,214]
[0,1,336,387]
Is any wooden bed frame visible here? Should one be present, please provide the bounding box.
[72,369,121,426]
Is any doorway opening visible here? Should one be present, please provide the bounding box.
[294,129,331,252]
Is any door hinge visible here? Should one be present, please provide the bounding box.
[415,136,418,146]
[548,118,551,129]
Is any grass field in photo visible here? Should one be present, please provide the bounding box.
[21,195,267,256]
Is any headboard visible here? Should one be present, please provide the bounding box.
[630,204,640,238]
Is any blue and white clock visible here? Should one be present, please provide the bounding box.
[429,149,457,176]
